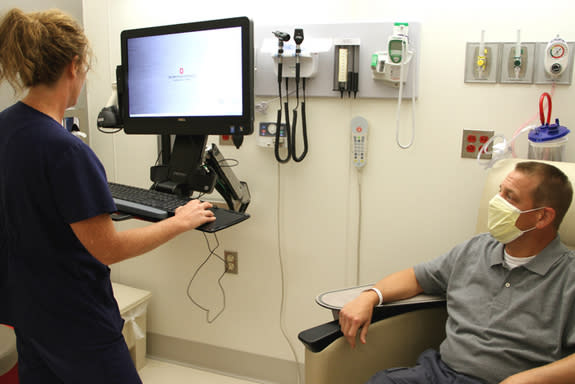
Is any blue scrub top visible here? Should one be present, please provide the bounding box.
[0,102,123,347]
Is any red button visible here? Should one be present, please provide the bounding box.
[356,126,362,133]
[467,135,477,143]
[466,144,476,153]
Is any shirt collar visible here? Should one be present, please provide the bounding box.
[489,235,569,276]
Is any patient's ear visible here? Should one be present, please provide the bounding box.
[536,207,556,229]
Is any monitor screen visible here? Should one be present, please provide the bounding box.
[119,17,254,136]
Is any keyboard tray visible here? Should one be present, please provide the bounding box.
[108,182,249,232]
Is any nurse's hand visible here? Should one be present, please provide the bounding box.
[174,200,216,230]
[339,290,379,348]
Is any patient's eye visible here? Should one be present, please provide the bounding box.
[500,187,517,204]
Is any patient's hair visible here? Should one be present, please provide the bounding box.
[516,161,573,230]
[0,8,92,93]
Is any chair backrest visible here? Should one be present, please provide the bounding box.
[476,158,575,250]
[0,325,17,376]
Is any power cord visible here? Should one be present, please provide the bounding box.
[186,233,227,323]
[355,170,363,285]
[276,162,303,384]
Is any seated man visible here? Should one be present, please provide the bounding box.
[339,161,575,384]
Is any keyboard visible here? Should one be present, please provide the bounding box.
[108,182,250,232]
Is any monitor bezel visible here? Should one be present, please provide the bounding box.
[119,17,254,136]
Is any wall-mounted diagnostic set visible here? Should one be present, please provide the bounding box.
[271,28,310,163]
[254,22,420,99]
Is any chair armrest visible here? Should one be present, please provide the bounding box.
[298,299,446,352]
[300,303,447,384]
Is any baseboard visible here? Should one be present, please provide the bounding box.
[147,332,304,384]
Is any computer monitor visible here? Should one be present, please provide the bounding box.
[119,16,254,136]
[117,17,254,196]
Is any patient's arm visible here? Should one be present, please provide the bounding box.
[499,353,575,384]
[339,267,423,348]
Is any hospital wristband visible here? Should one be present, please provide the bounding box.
[363,287,383,306]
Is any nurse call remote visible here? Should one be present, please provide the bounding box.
[351,116,368,169]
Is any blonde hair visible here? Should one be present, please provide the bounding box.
[0,8,92,93]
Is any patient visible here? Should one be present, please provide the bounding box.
[339,161,575,384]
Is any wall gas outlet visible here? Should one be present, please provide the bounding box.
[500,42,536,83]
[464,43,501,83]
[224,251,238,274]
[461,130,494,159]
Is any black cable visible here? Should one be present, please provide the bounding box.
[274,78,291,163]
[186,233,226,323]
[97,126,123,134]
[291,77,308,162]
[273,32,293,164]
[290,29,308,163]
[218,158,239,168]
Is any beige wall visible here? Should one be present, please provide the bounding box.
[82,0,575,368]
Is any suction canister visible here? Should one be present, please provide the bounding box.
[528,92,570,161]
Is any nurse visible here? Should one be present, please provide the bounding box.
[0,8,215,383]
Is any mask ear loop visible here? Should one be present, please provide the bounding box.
[534,206,554,229]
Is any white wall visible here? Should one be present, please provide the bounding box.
[82,0,575,369]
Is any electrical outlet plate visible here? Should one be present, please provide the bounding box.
[464,43,501,83]
[219,135,234,146]
[499,42,536,84]
[224,251,238,274]
[461,130,494,159]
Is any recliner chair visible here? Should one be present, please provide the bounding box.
[298,158,575,384]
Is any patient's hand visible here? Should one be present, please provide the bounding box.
[339,290,379,348]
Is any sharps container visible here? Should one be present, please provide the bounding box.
[528,118,570,161]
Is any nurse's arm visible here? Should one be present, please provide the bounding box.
[69,199,215,265]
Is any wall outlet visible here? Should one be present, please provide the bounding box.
[219,135,234,146]
[224,251,238,274]
[461,130,494,159]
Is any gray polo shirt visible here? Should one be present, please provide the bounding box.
[414,233,575,384]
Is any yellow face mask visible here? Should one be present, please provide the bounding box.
[487,194,544,244]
